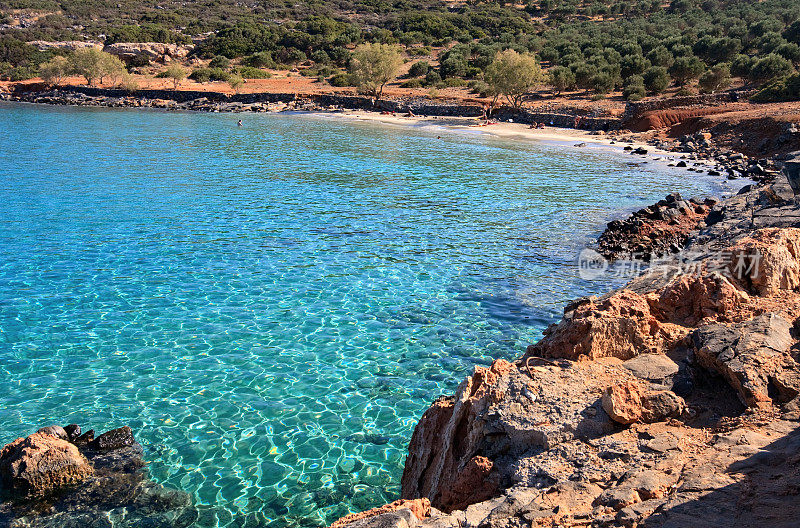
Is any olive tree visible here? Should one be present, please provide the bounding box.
[548,65,576,94]
[668,55,705,86]
[69,48,125,86]
[349,43,403,101]
[164,63,187,90]
[698,63,732,93]
[485,49,544,108]
[39,55,69,85]
[749,53,794,83]
[643,66,670,94]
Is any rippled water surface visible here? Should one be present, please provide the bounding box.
[0,103,732,526]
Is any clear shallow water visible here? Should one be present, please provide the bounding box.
[0,103,733,526]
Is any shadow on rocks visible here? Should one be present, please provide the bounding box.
[645,425,800,528]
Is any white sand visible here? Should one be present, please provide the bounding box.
[316,109,673,157]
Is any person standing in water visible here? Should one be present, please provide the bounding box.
[237,119,243,127]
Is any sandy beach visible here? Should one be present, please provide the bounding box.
[315,109,726,169]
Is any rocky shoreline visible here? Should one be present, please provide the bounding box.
[2,92,800,527]
[330,157,800,528]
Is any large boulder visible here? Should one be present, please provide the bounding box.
[0,425,197,527]
[726,227,800,295]
[602,382,685,425]
[0,433,93,495]
[693,313,800,408]
[400,359,625,511]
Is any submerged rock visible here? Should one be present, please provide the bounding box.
[0,425,196,528]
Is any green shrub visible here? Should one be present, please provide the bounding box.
[209,55,230,70]
[127,54,151,68]
[8,65,37,81]
[328,72,354,87]
[590,71,615,94]
[643,66,670,93]
[408,60,429,77]
[235,66,272,79]
[669,55,705,85]
[623,75,646,100]
[400,79,422,88]
[698,64,732,93]
[752,73,800,102]
[424,70,442,86]
[244,52,276,69]
[775,43,800,64]
[444,77,468,87]
[468,80,492,97]
[749,53,795,83]
[573,62,598,89]
[731,54,756,78]
[440,55,467,78]
[189,67,231,83]
[310,49,330,64]
[548,65,576,94]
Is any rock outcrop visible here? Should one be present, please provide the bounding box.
[727,227,800,295]
[525,271,746,362]
[103,42,193,62]
[693,314,800,408]
[597,193,715,260]
[329,499,431,528]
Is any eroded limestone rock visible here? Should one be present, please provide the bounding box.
[693,313,800,408]
[0,433,93,495]
[727,227,800,295]
[330,498,431,528]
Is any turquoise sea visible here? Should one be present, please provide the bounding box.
[0,103,734,526]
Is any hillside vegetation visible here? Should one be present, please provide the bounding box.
[1,0,799,101]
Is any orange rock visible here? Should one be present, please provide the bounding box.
[528,270,750,362]
[651,272,747,326]
[530,290,685,361]
[438,456,500,512]
[602,381,644,425]
[727,227,800,296]
[328,498,430,528]
[0,433,93,495]
[400,360,512,511]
